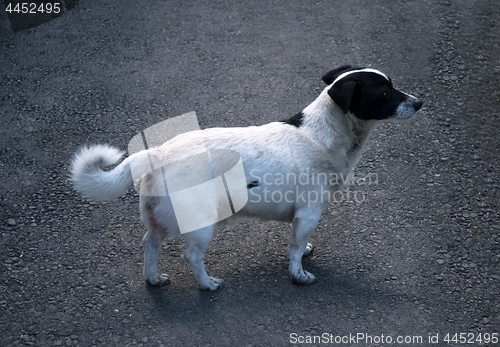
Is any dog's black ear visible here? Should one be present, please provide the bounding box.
[321,65,353,85]
[327,79,362,114]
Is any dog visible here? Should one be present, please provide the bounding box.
[71,65,423,290]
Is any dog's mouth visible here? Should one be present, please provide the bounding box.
[392,96,423,120]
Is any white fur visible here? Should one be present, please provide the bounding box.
[70,69,419,290]
[393,92,421,119]
[331,68,389,85]
[71,144,157,201]
[70,144,128,201]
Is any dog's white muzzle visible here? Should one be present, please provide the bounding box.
[393,93,423,119]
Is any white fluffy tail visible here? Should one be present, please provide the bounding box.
[70,144,134,201]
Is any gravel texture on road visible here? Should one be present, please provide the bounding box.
[1,0,499,346]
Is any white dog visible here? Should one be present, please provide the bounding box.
[71,66,422,290]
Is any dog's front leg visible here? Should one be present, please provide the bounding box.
[288,212,321,285]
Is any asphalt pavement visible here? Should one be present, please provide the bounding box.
[1,0,499,346]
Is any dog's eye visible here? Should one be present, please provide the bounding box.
[381,86,391,97]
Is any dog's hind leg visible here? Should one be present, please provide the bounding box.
[142,224,170,286]
[142,199,170,287]
[303,243,314,256]
[288,210,321,285]
[183,225,222,291]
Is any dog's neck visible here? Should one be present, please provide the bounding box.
[345,112,377,153]
[301,89,377,157]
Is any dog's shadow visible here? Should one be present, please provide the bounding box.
[142,258,402,322]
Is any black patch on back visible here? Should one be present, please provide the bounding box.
[247,180,259,189]
[281,112,304,127]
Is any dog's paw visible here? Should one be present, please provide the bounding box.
[290,270,317,285]
[145,274,171,287]
[199,277,223,291]
[303,243,314,257]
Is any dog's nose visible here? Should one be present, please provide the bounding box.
[413,99,423,111]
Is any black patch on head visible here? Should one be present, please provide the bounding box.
[281,112,304,127]
[327,70,408,120]
[247,180,259,189]
[322,65,364,85]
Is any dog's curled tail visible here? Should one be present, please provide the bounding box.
[70,144,138,201]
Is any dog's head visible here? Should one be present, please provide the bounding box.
[322,65,423,120]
